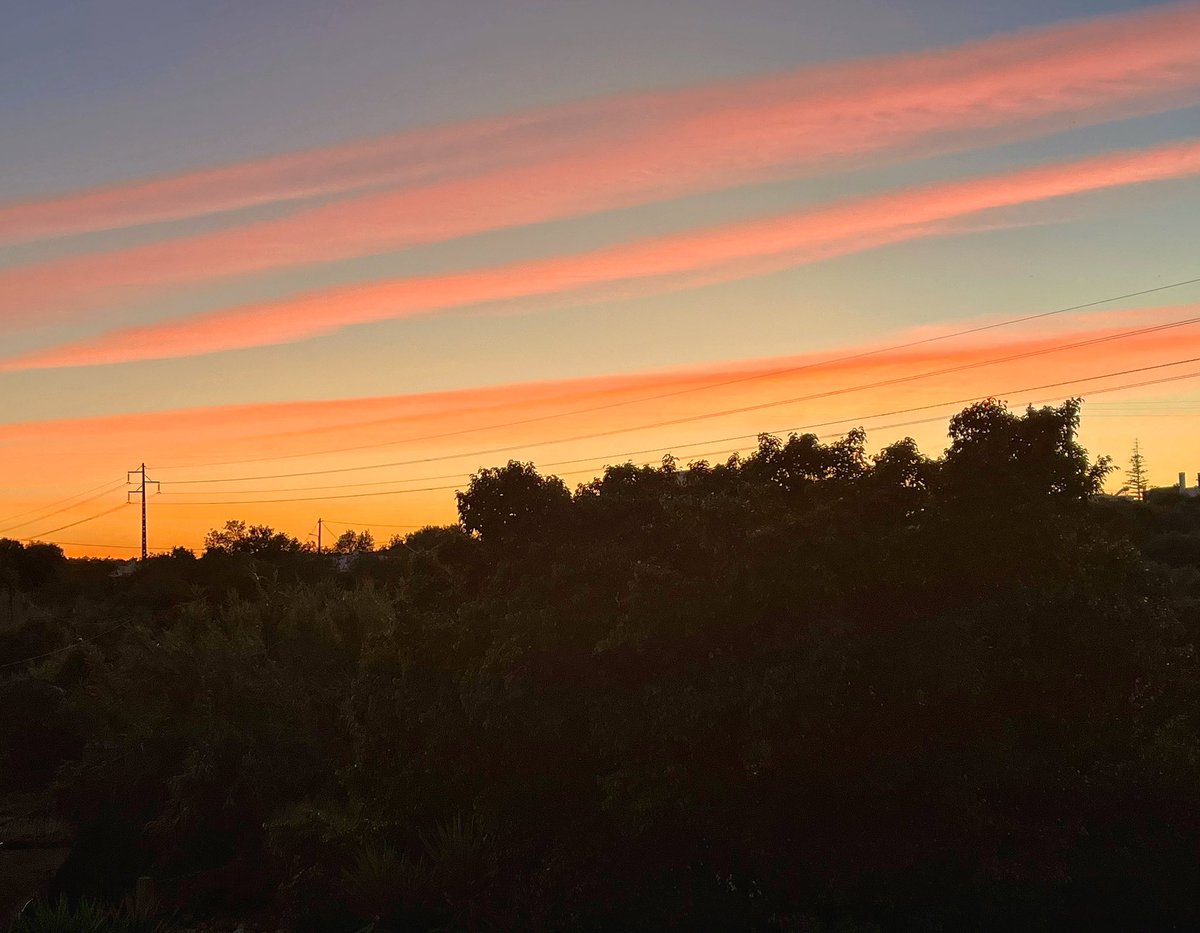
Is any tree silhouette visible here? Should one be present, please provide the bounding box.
[334,529,375,553]
[1126,439,1149,500]
[204,518,305,556]
[455,460,571,544]
[13,403,1200,929]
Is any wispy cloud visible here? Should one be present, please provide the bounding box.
[4,304,1195,555]
[2,303,1195,471]
[6,139,1199,371]
[2,1,1200,322]
[0,107,620,244]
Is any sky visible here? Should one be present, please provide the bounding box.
[3,0,1200,556]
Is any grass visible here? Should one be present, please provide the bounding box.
[7,897,176,933]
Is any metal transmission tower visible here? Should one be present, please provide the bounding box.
[127,463,159,559]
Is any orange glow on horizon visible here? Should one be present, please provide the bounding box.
[5,4,1200,560]
[4,307,1200,557]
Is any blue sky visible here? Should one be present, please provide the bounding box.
[2,1,1199,552]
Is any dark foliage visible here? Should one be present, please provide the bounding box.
[6,401,1200,930]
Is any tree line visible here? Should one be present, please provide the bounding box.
[5,399,1200,930]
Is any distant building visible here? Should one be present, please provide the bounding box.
[1175,472,1200,497]
[331,552,361,573]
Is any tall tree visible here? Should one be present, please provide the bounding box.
[1126,439,1149,500]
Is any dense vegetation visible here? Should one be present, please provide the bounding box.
[5,399,1200,930]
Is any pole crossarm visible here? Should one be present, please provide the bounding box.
[126,463,159,559]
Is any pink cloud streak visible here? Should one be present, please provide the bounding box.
[0,107,628,245]
[2,305,1192,448]
[2,1,1200,320]
[5,138,1199,371]
[2,304,1195,561]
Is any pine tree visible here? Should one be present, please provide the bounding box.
[1126,439,1148,501]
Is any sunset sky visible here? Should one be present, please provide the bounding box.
[3,0,1200,556]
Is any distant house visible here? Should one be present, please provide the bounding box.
[1175,473,1200,497]
[109,560,138,578]
[331,552,361,573]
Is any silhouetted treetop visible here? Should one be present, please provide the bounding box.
[334,529,375,553]
[940,397,1110,509]
[203,518,306,557]
[456,460,571,543]
[10,400,1188,931]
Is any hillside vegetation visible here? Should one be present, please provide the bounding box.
[5,400,1200,930]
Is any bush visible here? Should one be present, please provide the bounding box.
[8,897,174,933]
[11,402,1200,928]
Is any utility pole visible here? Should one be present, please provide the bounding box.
[127,463,159,559]
[317,517,323,554]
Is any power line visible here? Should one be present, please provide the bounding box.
[320,519,426,529]
[165,426,896,494]
[18,503,129,541]
[27,407,1117,545]
[160,484,462,506]
[22,377,1200,550]
[1088,399,1200,405]
[151,275,1200,472]
[0,479,128,533]
[162,427,907,497]
[165,457,766,508]
[0,482,129,535]
[173,379,1200,497]
[159,312,1200,489]
[23,367,1200,551]
[159,476,458,494]
[21,541,177,553]
[154,356,1200,506]
[314,438,869,530]
[0,478,123,526]
[36,541,146,550]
